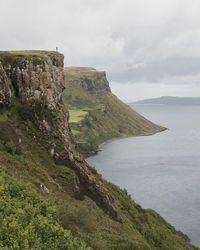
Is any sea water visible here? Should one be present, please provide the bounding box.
[87,104,200,247]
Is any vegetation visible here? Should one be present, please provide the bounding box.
[0,140,16,155]
[0,99,196,249]
[104,182,193,249]
[0,50,60,66]
[64,67,104,82]
[0,172,89,249]
[0,55,197,250]
[69,109,88,123]
[63,67,165,156]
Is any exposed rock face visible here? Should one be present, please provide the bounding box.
[0,51,122,223]
[0,52,64,109]
[79,72,111,94]
[64,67,111,95]
[0,63,14,108]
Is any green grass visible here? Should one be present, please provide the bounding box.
[0,50,61,66]
[69,109,88,123]
[104,182,193,249]
[64,67,105,81]
[0,99,197,250]
[0,172,89,249]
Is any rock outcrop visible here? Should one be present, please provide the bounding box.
[65,67,111,95]
[0,51,64,109]
[0,51,123,223]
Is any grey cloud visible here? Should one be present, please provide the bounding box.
[108,57,200,83]
[1,0,200,94]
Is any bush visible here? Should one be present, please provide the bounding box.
[0,172,90,249]
[0,140,16,155]
[4,141,16,155]
[17,105,33,121]
[58,202,97,235]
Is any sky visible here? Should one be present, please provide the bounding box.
[1,0,200,102]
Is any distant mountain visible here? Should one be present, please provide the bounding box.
[133,96,200,105]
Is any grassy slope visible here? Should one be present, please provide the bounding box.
[63,67,165,157]
[0,100,197,250]
[0,172,88,249]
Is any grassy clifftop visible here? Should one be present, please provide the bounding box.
[63,67,165,156]
[64,67,105,80]
[0,50,60,66]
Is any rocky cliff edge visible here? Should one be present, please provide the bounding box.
[64,67,111,95]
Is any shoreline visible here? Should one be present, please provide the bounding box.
[87,127,167,158]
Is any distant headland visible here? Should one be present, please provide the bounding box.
[133,96,200,105]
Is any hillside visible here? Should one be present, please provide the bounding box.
[63,67,165,156]
[0,172,88,249]
[0,51,197,249]
[134,96,200,105]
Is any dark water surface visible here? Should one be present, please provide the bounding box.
[86,104,200,247]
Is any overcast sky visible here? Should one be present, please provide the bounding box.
[1,0,200,102]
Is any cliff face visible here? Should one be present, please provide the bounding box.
[0,51,64,109]
[65,67,111,95]
[0,51,71,162]
[0,51,122,223]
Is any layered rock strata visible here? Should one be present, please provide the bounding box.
[65,67,111,95]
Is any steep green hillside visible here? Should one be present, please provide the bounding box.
[0,100,196,249]
[63,67,165,156]
[0,172,88,249]
[0,52,197,249]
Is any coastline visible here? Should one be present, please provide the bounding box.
[87,126,167,158]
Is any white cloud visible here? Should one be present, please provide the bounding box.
[1,0,200,100]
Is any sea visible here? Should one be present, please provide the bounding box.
[86,104,200,247]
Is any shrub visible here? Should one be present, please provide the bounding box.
[17,105,33,121]
[0,140,16,155]
[4,141,16,155]
[0,172,90,249]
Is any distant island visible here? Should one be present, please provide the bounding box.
[133,96,200,105]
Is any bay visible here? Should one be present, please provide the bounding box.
[86,104,200,247]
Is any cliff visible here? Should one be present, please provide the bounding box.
[0,51,64,108]
[0,51,123,223]
[65,67,111,94]
[0,51,197,249]
[63,67,165,156]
